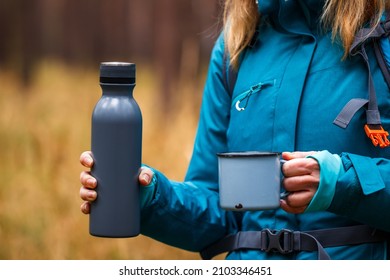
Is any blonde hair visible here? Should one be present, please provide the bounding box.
[223,0,389,69]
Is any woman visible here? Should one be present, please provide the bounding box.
[80,0,390,259]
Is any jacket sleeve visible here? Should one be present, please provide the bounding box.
[139,34,238,252]
[328,152,390,232]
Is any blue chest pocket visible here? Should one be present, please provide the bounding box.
[227,79,280,152]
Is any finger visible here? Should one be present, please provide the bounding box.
[80,171,97,189]
[80,201,91,214]
[282,158,319,178]
[283,190,314,208]
[282,151,317,161]
[139,167,155,186]
[80,151,94,168]
[80,186,97,202]
[280,199,306,214]
[283,174,319,192]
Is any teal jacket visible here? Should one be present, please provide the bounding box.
[140,0,390,259]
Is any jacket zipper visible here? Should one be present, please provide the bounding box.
[232,80,275,111]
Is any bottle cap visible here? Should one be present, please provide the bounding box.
[100,62,136,84]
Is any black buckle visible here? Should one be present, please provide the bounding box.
[261,229,294,254]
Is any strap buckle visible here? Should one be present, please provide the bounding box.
[364,124,390,148]
[261,229,294,254]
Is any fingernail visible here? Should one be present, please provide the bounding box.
[88,191,96,199]
[142,173,151,184]
[87,178,96,186]
[84,156,92,165]
[83,203,90,213]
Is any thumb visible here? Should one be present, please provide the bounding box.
[139,167,155,186]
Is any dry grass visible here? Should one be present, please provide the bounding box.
[0,60,205,259]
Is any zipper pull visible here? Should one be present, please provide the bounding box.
[235,90,252,111]
[234,80,274,111]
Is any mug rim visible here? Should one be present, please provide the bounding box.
[217,151,281,158]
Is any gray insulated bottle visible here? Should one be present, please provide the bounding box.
[90,62,142,237]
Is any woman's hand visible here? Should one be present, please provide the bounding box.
[79,151,154,214]
[280,151,320,214]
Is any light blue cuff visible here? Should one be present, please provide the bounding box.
[305,150,342,212]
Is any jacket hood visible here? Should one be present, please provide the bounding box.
[257,0,325,33]
[257,0,325,14]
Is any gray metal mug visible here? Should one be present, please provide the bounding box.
[217,151,288,211]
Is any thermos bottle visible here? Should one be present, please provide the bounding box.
[90,62,142,237]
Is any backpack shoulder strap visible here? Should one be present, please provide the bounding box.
[333,13,390,147]
[373,11,390,89]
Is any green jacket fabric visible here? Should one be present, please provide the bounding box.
[140,0,390,259]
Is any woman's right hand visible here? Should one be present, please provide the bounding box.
[79,151,97,214]
[79,151,154,214]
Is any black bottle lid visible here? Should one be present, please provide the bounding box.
[100,62,136,84]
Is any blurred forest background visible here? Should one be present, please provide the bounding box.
[0,0,224,259]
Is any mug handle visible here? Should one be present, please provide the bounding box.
[280,191,290,199]
[279,159,290,199]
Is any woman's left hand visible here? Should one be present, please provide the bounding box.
[280,151,319,214]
